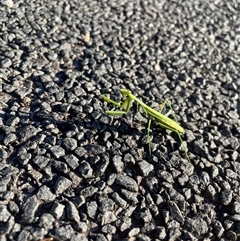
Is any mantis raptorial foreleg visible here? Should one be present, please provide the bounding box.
[102,89,189,160]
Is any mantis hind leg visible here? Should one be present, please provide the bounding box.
[159,98,173,115]
[147,118,152,155]
[141,106,153,155]
[160,99,189,160]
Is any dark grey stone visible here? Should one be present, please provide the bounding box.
[226,230,237,241]
[213,220,224,238]
[138,160,154,176]
[115,175,138,192]
[123,153,135,164]
[28,169,43,182]
[0,205,11,222]
[51,225,74,240]
[37,185,56,202]
[157,226,167,239]
[21,195,39,223]
[86,144,106,155]
[180,162,194,176]
[0,58,12,68]
[98,210,117,225]
[0,148,8,159]
[136,208,152,222]
[62,137,78,151]
[0,183,7,192]
[54,176,72,195]
[185,217,209,238]
[233,201,240,214]
[17,230,30,241]
[230,214,240,221]
[168,201,184,224]
[178,174,189,186]
[115,216,132,232]
[38,213,55,229]
[225,169,238,179]
[101,224,116,234]
[5,116,20,127]
[205,184,217,198]
[168,188,185,201]
[28,227,46,241]
[98,196,115,212]
[112,155,124,173]
[64,154,79,170]
[18,125,40,142]
[79,186,98,198]
[79,161,93,178]
[49,145,65,159]
[158,170,174,183]
[112,192,127,208]
[3,133,17,145]
[32,155,50,169]
[71,233,88,241]
[66,201,80,223]
[86,201,98,219]
[199,171,210,186]
[74,147,87,157]
[211,166,219,178]
[193,139,207,157]
[221,190,233,205]
[95,158,109,175]
[15,86,32,99]
[121,189,138,204]
[50,202,65,219]
[52,160,69,173]
[8,201,19,214]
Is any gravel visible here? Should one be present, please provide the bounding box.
[0,0,240,240]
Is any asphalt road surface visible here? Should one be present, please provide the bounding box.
[0,0,240,240]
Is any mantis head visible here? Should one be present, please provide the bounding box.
[120,89,132,96]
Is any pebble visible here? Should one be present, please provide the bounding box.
[54,176,72,195]
[185,217,208,238]
[221,190,233,205]
[168,201,184,224]
[50,203,65,219]
[112,192,127,208]
[78,161,93,178]
[66,201,80,223]
[32,155,50,170]
[49,145,65,159]
[213,220,225,238]
[64,154,79,170]
[86,201,98,219]
[115,175,138,192]
[98,196,115,212]
[62,137,78,151]
[38,213,55,230]
[138,160,154,176]
[121,189,138,204]
[0,205,11,222]
[37,185,56,202]
[112,155,124,173]
[79,186,98,198]
[136,208,152,222]
[21,196,39,223]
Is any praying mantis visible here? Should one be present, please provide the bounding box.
[102,89,189,160]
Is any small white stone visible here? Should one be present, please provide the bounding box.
[1,0,14,8]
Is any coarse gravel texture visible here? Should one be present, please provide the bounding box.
[0,0,240,241]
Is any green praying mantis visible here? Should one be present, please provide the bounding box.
[102,89,189,160]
